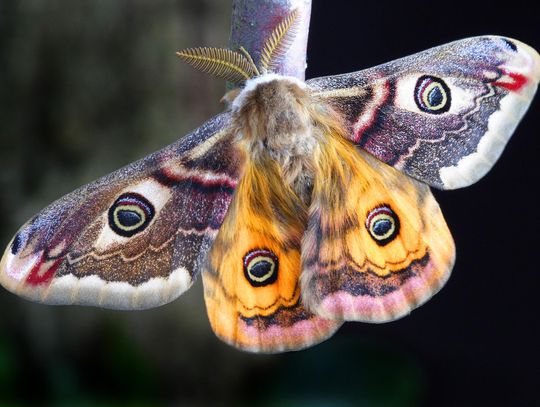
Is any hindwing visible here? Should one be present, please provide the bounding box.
[203,154,342,353]
[301,132,455,321]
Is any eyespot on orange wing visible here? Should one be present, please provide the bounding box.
[301,131,456,322]
[203,155,341,353]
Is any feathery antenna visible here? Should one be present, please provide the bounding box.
[177,9,300,82]
[176,47,258,84]
[259,9,300,74]
[239,46,260,77]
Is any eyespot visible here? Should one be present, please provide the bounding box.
[366,205,400,246]
[243,248,279,287]
[414,75,451,114]
[108,193,155,237]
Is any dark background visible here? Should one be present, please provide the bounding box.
[0,1,538,405]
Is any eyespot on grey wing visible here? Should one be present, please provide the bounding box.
[308,36,540,189]
[0,113,243,310]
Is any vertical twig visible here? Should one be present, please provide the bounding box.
[227,0,312,88]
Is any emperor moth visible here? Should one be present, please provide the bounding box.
[1,9,539,353]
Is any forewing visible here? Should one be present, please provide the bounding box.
[0,113,244,310]
[203,156,342,353]
[301,134,455,322]
[308,36,540,189]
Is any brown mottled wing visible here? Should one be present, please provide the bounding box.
[301,133,455,322]
[308,36,540,189]
[0,113,244,310]
[202,155,342,353]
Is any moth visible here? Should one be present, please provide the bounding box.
[1,10,539,353]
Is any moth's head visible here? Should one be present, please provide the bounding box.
[230,74,308,112]
[228,74,312,139]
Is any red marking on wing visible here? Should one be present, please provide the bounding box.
[493,70,528,92]
[158,167,238,191]
[26,254,63,286]
[353,79,390,143]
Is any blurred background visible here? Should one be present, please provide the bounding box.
[0,0,538,405]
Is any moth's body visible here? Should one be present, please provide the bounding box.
[1,25,539,353]
[230,75,321,204]
[203,73,459,351]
